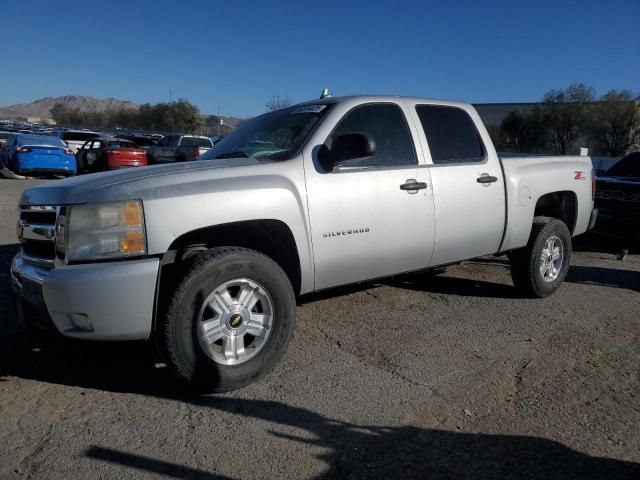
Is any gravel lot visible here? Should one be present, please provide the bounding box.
[0,178,639,479]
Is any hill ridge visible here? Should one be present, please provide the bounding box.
[0,95,139,121]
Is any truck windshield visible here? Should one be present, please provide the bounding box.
[200,104,331,161]
[604,152,640,177]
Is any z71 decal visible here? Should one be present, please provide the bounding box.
[574,171,587,181]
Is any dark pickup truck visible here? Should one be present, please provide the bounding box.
[146,134,213,164]
[595,151,640,240]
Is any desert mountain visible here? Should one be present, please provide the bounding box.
[0,96,138,121]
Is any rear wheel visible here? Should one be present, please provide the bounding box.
[510,217,572,298]
[160,247,295,392]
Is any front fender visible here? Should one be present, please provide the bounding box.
[95,163,315,294]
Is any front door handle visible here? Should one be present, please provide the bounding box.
[400,179,428,193]
[477,174,498,184]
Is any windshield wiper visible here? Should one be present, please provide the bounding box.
[214,150,249,159]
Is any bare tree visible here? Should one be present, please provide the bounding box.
[589,90,640,157]
[265,95,292,112]
[541,83,595,155]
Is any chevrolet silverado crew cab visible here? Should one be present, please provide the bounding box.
[11,95,598,392]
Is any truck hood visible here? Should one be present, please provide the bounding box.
[19,158,265,206]
[596,175,640,191]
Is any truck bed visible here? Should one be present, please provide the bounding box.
[498,154,594,252]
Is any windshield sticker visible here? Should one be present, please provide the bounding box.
[291,105,327,114]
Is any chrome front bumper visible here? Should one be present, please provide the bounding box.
[10,254,48,305]
[11,253,160,341]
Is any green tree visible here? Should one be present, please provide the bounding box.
[170,99,204,133]
[49,99,203,133]
[49,103,69,125]
[541,83,595,155]
[498,108,548,153]
[589,90,640,157]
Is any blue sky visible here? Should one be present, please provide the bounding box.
[1,0,638,117]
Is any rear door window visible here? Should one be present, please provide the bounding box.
[415,105,485,164]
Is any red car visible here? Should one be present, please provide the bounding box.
[76,138,148,172]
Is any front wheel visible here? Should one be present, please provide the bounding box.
[160,247,296,392]
[509,217,572,298]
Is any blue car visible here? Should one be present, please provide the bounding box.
[0,134,77,177]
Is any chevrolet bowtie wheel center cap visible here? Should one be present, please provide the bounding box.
[229,314,243,329]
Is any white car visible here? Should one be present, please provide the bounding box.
[53,129,100,154]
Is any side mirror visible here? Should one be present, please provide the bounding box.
[319,132,376,171]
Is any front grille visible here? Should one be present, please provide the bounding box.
[22,241,56,260]
[18,205,59,267]
[595,189,640,203]
[21,209,57,225]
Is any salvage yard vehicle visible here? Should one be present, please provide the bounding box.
[114,134,159,151]
[0,131,12,148]
[595,151,639,239]
[11,95,597,392]
[0,134,76,177]
[146,134,213,164]
[75,137,148,172]
[53,129,100,154]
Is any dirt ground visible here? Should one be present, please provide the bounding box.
[0,178,639,479]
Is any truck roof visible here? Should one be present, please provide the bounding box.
[297,95,472,110]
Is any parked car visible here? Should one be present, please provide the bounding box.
[11,95,596,392]
[114,134,158,151]
[0,134,76,177]
[53,129,100,154]
[0,131,12,148]
[594,151,640,238]
[146,134,213,164]
[75,137,148,172]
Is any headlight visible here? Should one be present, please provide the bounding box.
[65,200,146,262]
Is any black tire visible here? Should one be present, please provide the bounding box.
[509,217,572,298]
[160,247,295,392]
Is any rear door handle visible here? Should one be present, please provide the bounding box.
[400,179,428,193]
[477,174,498,184]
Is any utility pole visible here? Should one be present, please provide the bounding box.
[169,88,175,132]
[217,107,220,136]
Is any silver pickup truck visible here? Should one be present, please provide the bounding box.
[11,95,597,392]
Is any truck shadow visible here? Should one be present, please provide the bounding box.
[566,265,640,293]
[1,241,639,477]
[0,243,21,337]
[574,231,638,255]
[384,271,519,299]
[82,396,640,479]
[1,334,638,478]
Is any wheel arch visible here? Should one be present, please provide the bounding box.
[533,191,578,234]
[162,219,302,296]
[500,188,581,253]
